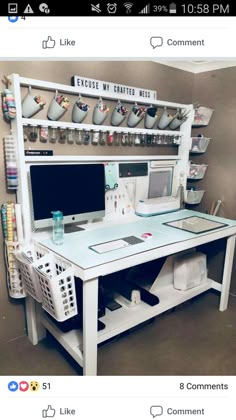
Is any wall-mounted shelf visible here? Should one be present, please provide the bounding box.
[22,118,183,139]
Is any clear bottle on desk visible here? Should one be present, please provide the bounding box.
[52,211,64,245]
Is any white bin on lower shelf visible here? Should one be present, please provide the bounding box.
[188,164,208,180]
[190,137,211,153]
[33,253,77,322]
[14,243,49,302]
[185,190,205,205]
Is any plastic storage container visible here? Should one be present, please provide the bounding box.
[190,137,211,153]
[185,189,205,205]
[188,164,208,180]
[192,107,214,127]
[174,252,207,291]
[33,253,77,322]
[14,243,49,302]
[22,92,45,118]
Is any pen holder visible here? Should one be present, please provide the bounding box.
[111,103,128,126]
[47,98,68,121]
[157,109,174,130]
[127,106,145,128]
[93,100,109,125]
[168,117,184,130]
[144,107,158,129]
[72,99,89,123]
[22,93,44,118]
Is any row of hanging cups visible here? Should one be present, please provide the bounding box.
[21,88,190,130]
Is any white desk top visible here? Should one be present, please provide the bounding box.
[38,210,236,280]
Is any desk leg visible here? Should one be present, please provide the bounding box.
[83,278,98,376]
[25,296,46,345]
[219,235,236,312]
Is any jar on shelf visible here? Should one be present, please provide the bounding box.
[75,129,83,145]
[99,131,107,145]
[40,125,49,143]
[107,131,114,145]
[92,130,100,145]
[121,133,128,146]
[134,133,141,146]
[28,124,38,142]
[67,128,75,144]
[59,127,67,144]
[151,135,157,146]
[23,126,29,142]
[140,134,146,146]
[146,134,152,146]
[49,127,58,143]
[83,130,90,145]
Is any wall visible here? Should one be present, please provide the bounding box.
[0,61,194,343]
[192,66,236,289]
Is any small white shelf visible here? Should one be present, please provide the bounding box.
[22,117,183,138]
[24,155,181,163]
[40,280,213,361]
[20,76,190,110]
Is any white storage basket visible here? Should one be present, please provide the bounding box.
[22,93,42,118]
[33,253,77,322]
[14,244,49,302]
[192,107,214,127]
[185,190,205,205]
[190,137,211,154]
[188,164,208,180]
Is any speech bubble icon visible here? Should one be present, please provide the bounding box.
[150,37,163,48]
[150,405,163,417]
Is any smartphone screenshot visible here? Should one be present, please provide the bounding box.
[0,1,236,419]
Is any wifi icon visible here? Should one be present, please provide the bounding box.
[123,2,134,13]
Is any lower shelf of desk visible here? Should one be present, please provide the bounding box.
[40,280,215,368]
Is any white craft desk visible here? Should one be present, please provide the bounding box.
[28,210,236,375]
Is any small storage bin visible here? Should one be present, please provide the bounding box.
[144,106,158,129]
[14,244,49,302]
[185,189,205,205]
[47,94,70,121]
[127,105,146,128]
[93,99,109,125]
[22,92,46,118]
[188,164,208,180]
[157,109,174,129]
[72,99,89,123]
[5,241,26,299]
[168,117,183,130]
[190,137,211,153]
[111,102,128,126]
[192,106,214,127]
[33,253,77,322]
[174,252,207,291]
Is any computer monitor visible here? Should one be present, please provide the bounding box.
[30,164,105,229]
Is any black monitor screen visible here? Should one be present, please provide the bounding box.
[30,164,105,226]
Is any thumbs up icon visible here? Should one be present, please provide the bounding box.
[42,405,56,418]
[42,36,56,49]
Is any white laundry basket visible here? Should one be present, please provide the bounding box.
[14,244,49,302]
[33,253,77,322]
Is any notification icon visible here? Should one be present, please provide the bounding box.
[19,381,29,392]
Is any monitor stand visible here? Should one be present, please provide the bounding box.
[64,224,85,234]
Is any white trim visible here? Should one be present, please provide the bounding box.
[153,60,236,74]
